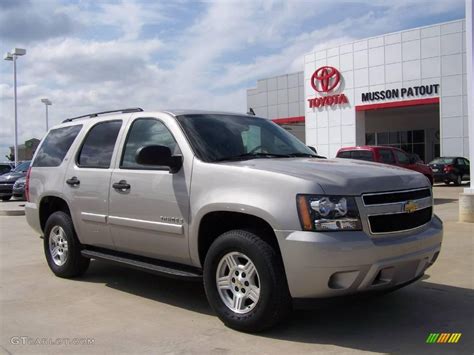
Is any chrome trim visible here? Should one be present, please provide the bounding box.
[81,212,107,224]
[362,187,431,207]
[108,215,183,235]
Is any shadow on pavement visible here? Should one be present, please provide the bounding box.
[434,198,458,205]
[81,260,473,353]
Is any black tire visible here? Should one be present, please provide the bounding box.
[44,211,90,278]
[454,174,462,186]
[1,195,11,201]
[444,180,450,185]
[203,229,291,332]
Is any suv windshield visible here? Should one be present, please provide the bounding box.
[176,114,316,162]
[13,161,31,172]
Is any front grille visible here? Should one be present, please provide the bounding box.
[363,188,431,205]
[369,207,432,234]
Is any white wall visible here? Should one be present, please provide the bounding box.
[304,19,468,158]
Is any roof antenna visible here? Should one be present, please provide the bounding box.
[247,107,255,116]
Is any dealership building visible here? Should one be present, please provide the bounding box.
[246,19,469,162]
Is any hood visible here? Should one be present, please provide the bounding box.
[0,171,25,182]
[222,158,430,195]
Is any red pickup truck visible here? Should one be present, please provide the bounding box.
[336,146,433,185]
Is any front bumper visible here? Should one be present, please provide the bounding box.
[275,216,442,298]
[432,172,455,182]
[0,183,14,196]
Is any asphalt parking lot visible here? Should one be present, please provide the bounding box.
[1,184,473,354]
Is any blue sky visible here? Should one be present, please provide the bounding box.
[0,0,465,160]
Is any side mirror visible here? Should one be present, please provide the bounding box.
[135,145,182,173]
[307,146,317,154]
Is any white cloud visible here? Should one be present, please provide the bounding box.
[0,0,465,160]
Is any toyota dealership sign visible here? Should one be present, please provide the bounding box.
[307,66,348,109]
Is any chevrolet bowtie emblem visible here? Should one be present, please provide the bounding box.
[404,201,418,213]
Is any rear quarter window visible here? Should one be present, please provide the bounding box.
[351,150,374,161]
[32,125,82,167]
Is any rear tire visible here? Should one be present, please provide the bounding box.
[1,195,11,201]
[454,174,462,186]
[44,211,90,278]
[203,230,291,332]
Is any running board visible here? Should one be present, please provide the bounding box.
[81,249,202,281]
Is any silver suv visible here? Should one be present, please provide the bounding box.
[25,108,443,332]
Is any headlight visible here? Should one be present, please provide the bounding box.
[14,182,24,188]
[296,194,362,231]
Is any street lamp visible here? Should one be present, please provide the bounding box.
[41,98,52,131]
[4,48,26,168]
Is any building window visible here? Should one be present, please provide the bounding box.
[366,129,425,161]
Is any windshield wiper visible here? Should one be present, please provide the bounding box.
[215,153,292,162]
[286,153,318,157]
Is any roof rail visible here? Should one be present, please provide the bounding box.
[62,107,144,123]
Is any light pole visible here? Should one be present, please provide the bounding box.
[41,98,52,131]
[4,48,26,168]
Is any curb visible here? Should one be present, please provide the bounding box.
[0,210,25,216]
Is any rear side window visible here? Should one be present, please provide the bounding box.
[77,121,122,168]
[33,125,82,167]
[337,151,351,158]
[351,151,374,161]
[378,149,395,164]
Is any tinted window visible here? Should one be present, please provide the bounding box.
[176,114,315,162]
[337,151,351,158]
[464,159,470,166]
[394,150,410,164]
[430,157,454,164]
[121,118,180,169]
[457,158,465,165]
[378,149,395,164]
[351,151,374,161]
[0,164,12,174]
[33,125,82,167]
[77,121,122,168]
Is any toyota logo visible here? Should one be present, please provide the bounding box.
[311,66,341,93]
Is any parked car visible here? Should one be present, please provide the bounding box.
[336,146,434,185]
[428,157,470,185]
[0,162,14,175]
[13,176,26,200]
[25,109,442,332]
[0,161,31,201]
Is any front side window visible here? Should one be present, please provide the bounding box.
[378,149,395,164]
[176,114,315,162]
[121,118,180,169]
[394,150,410,164]
[77,120,122,168]
[33,125,82,167]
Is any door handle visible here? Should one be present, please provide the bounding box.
[66,176,80,186]
[112,180,131,191]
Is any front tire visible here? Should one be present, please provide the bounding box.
[203,230,291,332]
[1,195,11,201]
[44,211,90,278]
